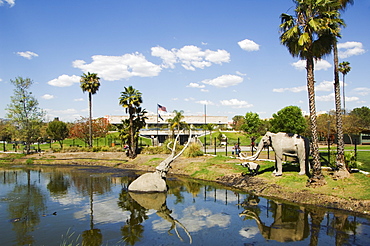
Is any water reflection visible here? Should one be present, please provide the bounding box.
[240,200,309,242]
[128,192,192,244]
[0,167,369,246]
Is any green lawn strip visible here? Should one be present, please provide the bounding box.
[143,157,164,166]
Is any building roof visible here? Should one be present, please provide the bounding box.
[105,114,228,125]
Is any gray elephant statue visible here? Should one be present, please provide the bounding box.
[246,131,310,176]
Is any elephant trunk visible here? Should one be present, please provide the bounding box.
[247,141,264,161]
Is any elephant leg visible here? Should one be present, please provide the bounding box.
[274,155,283,176]
[298,147,307,175]
[298,158,306,175]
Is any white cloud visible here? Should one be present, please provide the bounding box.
[73,53,162,81]
[273,80,343,93]
[238,39,260,51]
[74,98,84,102]
[41,94,54,100]
[353,87,370,96]
[239,226,259,239]
[291,59,332,71]
[187,82,205,88]
[220,98,253,108]
[200,89,209,92]
[316,93,335,102]
[346,96,359,102]
[273,85,306,93]
[316,93,358,102]
[0,0,15,7]
[16,51,38,59]
[196,100,214,105]
[151,46,177,69]
[315,80,334,91]
[338,41,366,58]
[48,74,80,87]
[151,45,230,71]
[201,74,243,88]
[236,71,247,76]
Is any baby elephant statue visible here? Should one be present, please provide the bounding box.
[241,162,260,176]
[246,132,310,176]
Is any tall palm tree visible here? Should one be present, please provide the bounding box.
[280,0,342,186]
[338,61,351,113]
[119,86,143,159]
[80,72,100,148]
[332,0,353,178]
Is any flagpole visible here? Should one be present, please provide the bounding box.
[156,103,159,146]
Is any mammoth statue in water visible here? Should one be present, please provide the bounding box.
[246,132,310,176]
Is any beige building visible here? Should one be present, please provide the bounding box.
[105,114,229,128]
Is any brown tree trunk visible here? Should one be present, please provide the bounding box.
[88,92,92,148]
[306,57,326,187]
[129,109,137,159]
[333,43,350,178]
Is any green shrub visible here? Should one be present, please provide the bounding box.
[329,151,362,170]
[183,143,203,157]
[26,158,34,165]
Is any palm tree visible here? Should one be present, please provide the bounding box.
[332,0,353,178]
[80,72,100,148]
[338,61,351,113]
[280,0,342,186]
[119,86,143,159]
[167,110,186,138]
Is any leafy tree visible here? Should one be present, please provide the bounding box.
[338,61,351,112]
[316,113,335,141]
[80,72,101,148]
[280,0,342,186]
[231,115,245,131]
[119,86,145,159]
[241,112,262,138]
[69,117,110,146]
[349,106,370,131]
[46,119,69,149]
[269,106,307,135]
[6,77,44,154]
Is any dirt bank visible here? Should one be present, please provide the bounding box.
[2,151,370,217]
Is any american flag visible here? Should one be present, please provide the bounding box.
[158,104,167,112]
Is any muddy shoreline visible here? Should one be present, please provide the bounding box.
[2,151,370,217]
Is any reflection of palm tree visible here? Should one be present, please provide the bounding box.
[118,189,148,245]
[331,213,358,246]
[82,178,102,246]
[308,208,326,246]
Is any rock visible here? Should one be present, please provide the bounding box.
[128,172,167,192]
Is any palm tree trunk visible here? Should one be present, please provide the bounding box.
[306,57,326,186]
[129,110,137,159]
[89,92,92,148]
[333,43,350,178]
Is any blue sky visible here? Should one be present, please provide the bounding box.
[1,0,369,122]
